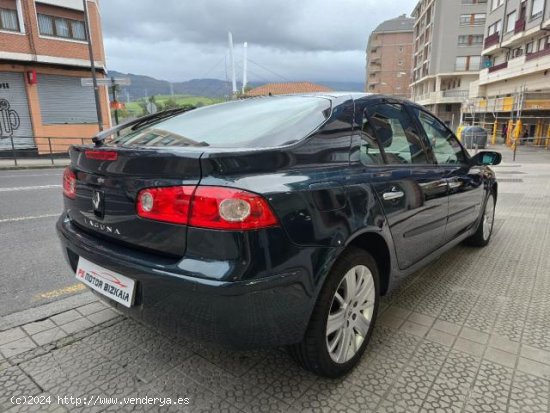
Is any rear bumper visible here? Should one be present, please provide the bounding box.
[56,214,317,349]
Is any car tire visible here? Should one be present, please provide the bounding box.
[465,192,495,247]
[288,246,379,378]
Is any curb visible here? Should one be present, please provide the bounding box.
[0,164,67,171]
[0,292,96,332]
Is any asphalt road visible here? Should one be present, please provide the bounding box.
[0,168,81,317]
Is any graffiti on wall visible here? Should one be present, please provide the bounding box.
[0,99,21,139]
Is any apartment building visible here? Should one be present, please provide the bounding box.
[365,15,414,98]
[0,0,109,154]
[469,0,550,138]
[410,0,487,130]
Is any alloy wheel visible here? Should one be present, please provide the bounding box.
[326,265,376,364]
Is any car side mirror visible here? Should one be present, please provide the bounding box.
[470,151,502,166]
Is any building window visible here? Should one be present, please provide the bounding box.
[0,7,19,32]
[506,11,516,33]
[455,56,481,71]
[531,0,543,18]
[487,20,501,35]
[461,0,487,4]
[526,41,534,54]
[460,13,486,26]
[458,35,484,46]
[37,14,87,41]
[492,0,504,10]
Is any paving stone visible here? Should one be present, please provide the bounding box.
[0,328,26,346]
[520,345,550,366]
[383,306,412,320]
[432,320,461,336]
[0,366,42,411]
[453,338,485,357]
[517,357,550,380]
[379,313,405,329]
[75,301,107,316]
[460,327,490,344]
[0,336,37,359]
[407,312,435,327]
[400,321,429,338]
[86,308,120,325]
[21,320,56,336]
[426,329,455,347]
[50,310,82,326]
[483,346,517,369]
[59,318,94,335]
[488,333,520,354]
[31,327,68,346]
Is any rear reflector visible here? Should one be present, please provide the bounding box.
[63,167,76,199]
[136,186,278,230]
[85,150,118,161]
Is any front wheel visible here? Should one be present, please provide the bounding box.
[288,247,379,378]
[465,192,495,247]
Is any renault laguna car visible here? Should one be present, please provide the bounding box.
[57,93,500,377]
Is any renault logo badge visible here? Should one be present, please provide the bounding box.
[92,190,105,218]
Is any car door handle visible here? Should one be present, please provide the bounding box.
[382,191,405,201]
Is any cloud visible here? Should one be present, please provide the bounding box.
[100,0,418,82]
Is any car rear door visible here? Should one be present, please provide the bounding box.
[412,108,485,242]
[356,101,449,270]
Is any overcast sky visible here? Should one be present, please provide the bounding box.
[100,0,418,84]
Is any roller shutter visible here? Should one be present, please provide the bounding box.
[37,74,98,125]
[0,72,35,150]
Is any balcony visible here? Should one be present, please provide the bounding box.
[442,90,469,99]
[484,32,500,49]
[514,19,526,34]
[526,47,550,61]
[488,61,508,73]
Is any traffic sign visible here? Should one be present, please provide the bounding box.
[81,77,131,87]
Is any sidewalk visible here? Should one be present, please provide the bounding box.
[1,145,549,412]
[0,158,70,170]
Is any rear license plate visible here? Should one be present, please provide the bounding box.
[76,257,136,308]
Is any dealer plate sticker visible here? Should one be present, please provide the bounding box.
[76,257,136,308]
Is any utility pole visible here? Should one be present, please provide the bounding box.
[242,42,248,94]
[110,77,119,126]
[82,0,103,131]
[228,32,237,97]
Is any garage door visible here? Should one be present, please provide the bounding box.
[37,74,98,125]
[0,72,35,150]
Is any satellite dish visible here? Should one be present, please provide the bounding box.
[146,102,158,114]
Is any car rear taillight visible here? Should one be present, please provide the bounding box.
[63,167,76,199]
[85,150,118,161]
[136,186,278,230]
[136,186,194,225]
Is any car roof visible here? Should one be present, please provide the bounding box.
[246,92,417,107]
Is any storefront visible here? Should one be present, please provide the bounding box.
[0,72,34,150]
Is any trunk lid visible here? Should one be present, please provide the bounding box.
[66,146,203,257]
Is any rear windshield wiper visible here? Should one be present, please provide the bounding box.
[91,107,195,147]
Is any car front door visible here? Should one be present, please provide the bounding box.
[355,101,449,270]
[413,108,485,243]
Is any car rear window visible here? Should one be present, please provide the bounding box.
[111,96,331,148]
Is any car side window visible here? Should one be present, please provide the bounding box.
[414,109,466,165]
[366,103,429,165]
[359,110,385,165]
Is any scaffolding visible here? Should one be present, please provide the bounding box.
[460,88,550,150]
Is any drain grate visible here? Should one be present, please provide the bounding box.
[498,178,524,182]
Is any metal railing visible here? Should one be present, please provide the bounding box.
[0,136,93,167]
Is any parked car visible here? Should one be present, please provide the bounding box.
[57,93,501,378]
